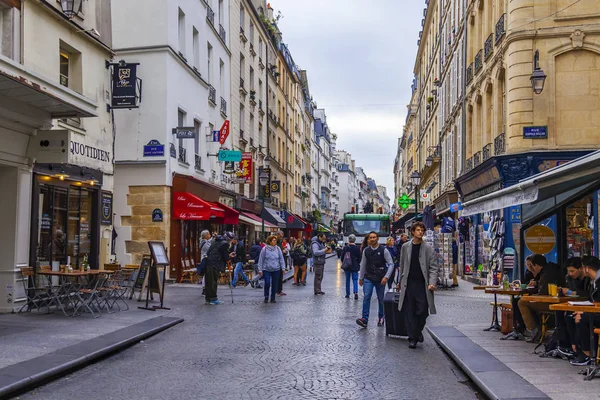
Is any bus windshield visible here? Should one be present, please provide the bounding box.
[343,219,390,236]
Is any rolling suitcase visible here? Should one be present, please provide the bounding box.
[383,289,407,337]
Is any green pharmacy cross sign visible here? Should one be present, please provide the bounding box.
[397,194,415,209]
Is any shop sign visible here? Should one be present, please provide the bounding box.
[538,160,570,172]
[70,140,111,163]
[449,202,463,212]
[510,206,521,223]
[143,140,165,157]
[101,192,113,225]
[152,208,163,222]
[27,129,69,164]
[420,192,432,202]
[460,166,501,196]
[523,126,548,139]
[210,130,220,142]
[111,63,140,109]
[172,127,195,139]
[463,181,503,202]
[525,225,555,254]
[219,120,230,144]
[271,180,281,193]
[260,167,271,199]
[237,152,253,184]
[218,150,242,162]
[397,194,414,209]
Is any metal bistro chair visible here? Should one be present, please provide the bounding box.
[99,270,133,312]
[180,257,198,283]
[73,272,109,318]
[18,267,49,313]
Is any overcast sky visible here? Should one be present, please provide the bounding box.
[275,0,423,202]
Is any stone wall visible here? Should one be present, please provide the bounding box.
[121,185,170,264]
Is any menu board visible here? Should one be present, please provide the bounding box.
[148,241,169,266]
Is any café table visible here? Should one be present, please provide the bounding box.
[484,288,528,332]
[550,302,600,381]
[474,285,499,291]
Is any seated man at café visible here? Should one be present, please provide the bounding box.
[518,254,565,343]
[556,257,589,359]
[503,255,538,340]
[571,256,600,366]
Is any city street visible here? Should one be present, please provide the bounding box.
[19,257,486,400]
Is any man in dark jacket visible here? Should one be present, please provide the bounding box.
[340,234,361,299]
[518,254,566,342]
[205,232,235,305]
[571,256,600,366]
[249,240,264,289]
[312,233,332,295]
[231,237,249,288]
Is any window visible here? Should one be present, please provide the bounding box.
[219,59,224,94]
[194,119,201,155]
[240,6,245,30]
[218,0,224,25]
[240,54,245,86]
[249,67,254,90]
[239,103,245,135]
[207,43,212,83]
[177,109,186,162]
[249,22,254,44]
[59,51,69,87]
[192,27,199,69]
[0,5,17,60]
[178,8,185,55]
[258,80,263,102]
[259,38,263,58]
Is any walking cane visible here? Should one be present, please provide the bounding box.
[227,268,234,304]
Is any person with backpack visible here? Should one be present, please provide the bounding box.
[385,237,399,290]
[340,234,361,299]
[291,239,309,286]
[356,231,395,328]
[204,232,236,305]
[230,237,249,288]
[197,230,212,296]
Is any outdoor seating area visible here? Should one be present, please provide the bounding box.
[19,265,137,319]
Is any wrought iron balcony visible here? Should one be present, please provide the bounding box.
[474,50,483,74]
[482,143,492,161]
[466,157,473,172]
[220,97,227,116]
[195,153,202,170]
[466,63,473,85]
[207,6,214,26]
[495,14,505,45]
[208,85,216,104]
[494,133,506,155]
[178,145,188,164]
[219,24,226,43]
[484,34,493,61]
[473,151,482,167]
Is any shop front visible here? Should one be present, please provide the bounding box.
[461,150,600,282]
[279,209,308,239]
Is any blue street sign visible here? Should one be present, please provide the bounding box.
[218,150,243,162]
[212,130,220,142]
[523,126,548,139]
[143,140,165,157]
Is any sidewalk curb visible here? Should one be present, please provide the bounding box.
[427,326,550,400]
[0,316,183,399]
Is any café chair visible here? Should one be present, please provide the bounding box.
[18,267,49,313]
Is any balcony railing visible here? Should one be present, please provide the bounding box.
[220,97,227,116]
[495,14,506,45]
[207,6,214,26]
[208,85,216,104]
[482,143,492,161]
[473,151,482,167]
[178,145,188,164]
[219,24,226,43]
[474,49,483,74]
[466,157,473,172]
[466,63,473,85]
[195,153,202,170]
[484,34,493,61]
[494,133,506,155]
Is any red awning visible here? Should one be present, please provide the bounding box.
[240,212,278,230]
[173,192,224,220]
[293,213,312,232]
[212,202,239,225]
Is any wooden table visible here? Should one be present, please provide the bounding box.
[474,285,499,291]
[483,288,529,332]
[550,302,600,380]
[526,295,587,303]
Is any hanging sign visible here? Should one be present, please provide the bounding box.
[525,225,555,254]
[212,130,220,142]
[236,152,253,184]
[449,202,463,212]
[260,167,271,199]
[101,192,113,225]
[271,180,281,193]
[143,140,165,157]
[172,127,195,139]
[397,194,415,209]
[420,192,432,202]
[111,63,140,108]
[219,120,230,144]
[218,150,242,162]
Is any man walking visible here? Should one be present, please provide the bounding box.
[397,222,439,348]
[231,237,249,288]
[204,232,236,305]
[311,233,332,295]
[356,231,394,327]
[199,230,212,296]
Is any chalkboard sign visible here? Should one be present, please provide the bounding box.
[134,255,152,290]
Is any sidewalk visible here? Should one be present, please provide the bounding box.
[430,280,600,400]
[0,300,183,398]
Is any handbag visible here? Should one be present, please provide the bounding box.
[197,241,213,275]
[341,248,353,270]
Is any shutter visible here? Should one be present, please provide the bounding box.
[441,136,446,187]
[449,133,454,182]
[457,119,462,175]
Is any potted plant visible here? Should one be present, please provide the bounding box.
[427,96,434,104]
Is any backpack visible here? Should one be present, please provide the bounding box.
[534,327,560,357]
[291,245,307,264]
[341,248,353,270]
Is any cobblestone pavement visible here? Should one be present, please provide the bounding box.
[19,259,489,400]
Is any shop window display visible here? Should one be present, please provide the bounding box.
[566,195,595,258]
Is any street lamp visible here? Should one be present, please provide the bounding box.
[259,168,269,241]
[410,171,422,216]
[530,50,547,95]
[425,155,434,168]
[60,0,83,19]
